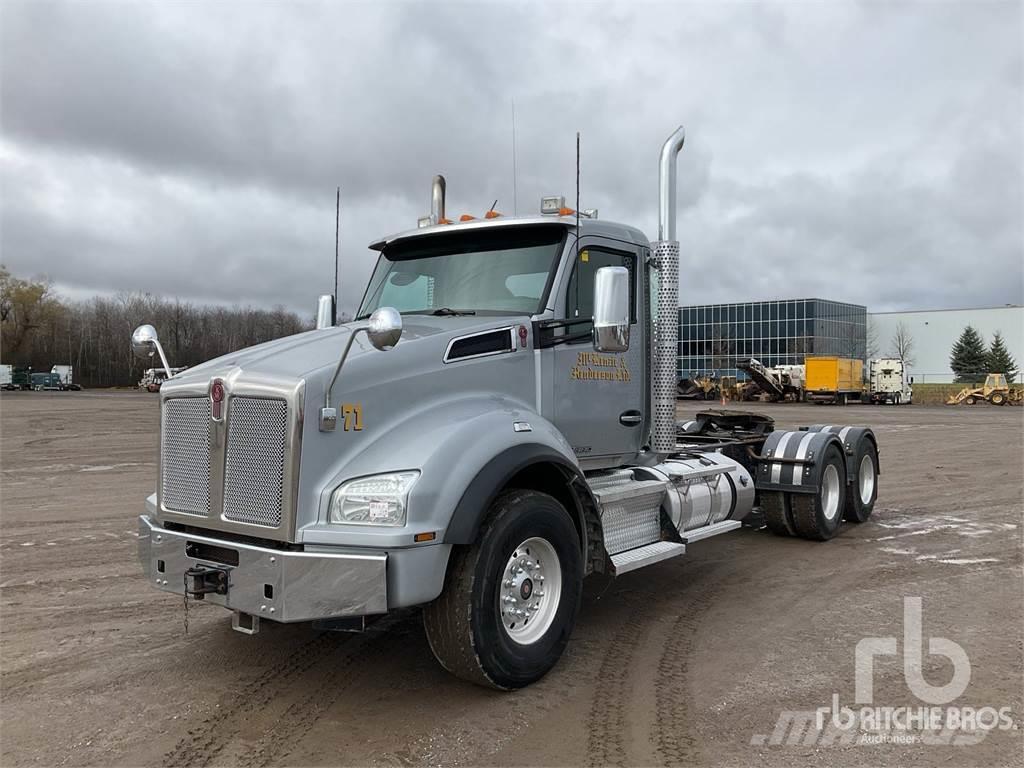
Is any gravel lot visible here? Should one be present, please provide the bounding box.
[1,392,1021,767]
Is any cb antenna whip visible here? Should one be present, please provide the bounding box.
[334,186,340,324]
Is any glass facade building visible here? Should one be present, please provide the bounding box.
[678,299,867,380]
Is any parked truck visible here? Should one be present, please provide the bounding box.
[50,365,81,390]
[30,372,64,391]
[133,127,880,689]
[0,364,11,389]
[805,356,865,405]
[868,358,912,405]
[1,366,32,391]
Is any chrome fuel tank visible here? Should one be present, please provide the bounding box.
[634,452,755,532]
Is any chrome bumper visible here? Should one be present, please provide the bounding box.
[138,515,387,621]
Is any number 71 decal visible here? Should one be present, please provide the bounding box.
[341,403,364,431]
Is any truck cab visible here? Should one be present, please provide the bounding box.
[135,127,881,689]
[869,357,913,405]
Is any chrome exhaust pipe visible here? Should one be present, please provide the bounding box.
[431,175,446,225]
[315,294,334,329]
[652,125,685,455]
[658,126,686,242]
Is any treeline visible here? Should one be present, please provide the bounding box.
[1,267,311,388]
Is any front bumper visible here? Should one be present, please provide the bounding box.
[138,515,387,621]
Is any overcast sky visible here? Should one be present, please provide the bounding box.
[2,1,1021,317]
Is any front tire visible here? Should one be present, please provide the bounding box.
[423,489,583,689]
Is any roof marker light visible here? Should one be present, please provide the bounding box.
[459,214,476,222]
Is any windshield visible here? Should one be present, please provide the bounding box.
[357,225,565,319]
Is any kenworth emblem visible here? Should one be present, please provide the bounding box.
[210,379,225,421]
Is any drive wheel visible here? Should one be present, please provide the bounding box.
[423,489,582,690]
[843,439,878,523]
[791,444,846,541]
[990,392,1006,406]
[762,491,796,536]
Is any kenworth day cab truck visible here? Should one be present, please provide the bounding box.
[134,127,880,689]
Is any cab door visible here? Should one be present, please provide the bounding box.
[542,237,647,468]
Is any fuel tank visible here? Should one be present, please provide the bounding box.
[634,452,755,533]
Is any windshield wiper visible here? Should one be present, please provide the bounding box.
[429,308,476,316]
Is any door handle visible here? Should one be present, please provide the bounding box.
[619,410,642,427]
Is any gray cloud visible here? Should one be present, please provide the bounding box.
[1,0,1021,317]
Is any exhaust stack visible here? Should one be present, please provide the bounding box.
[652,126,685,455]
[431,175,446,225]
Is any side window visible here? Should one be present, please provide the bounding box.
[565,246,636,323]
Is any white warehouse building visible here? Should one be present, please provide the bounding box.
[868,305,1024,383]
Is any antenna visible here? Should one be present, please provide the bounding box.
[334,186,340,324]
[575,131,581,315]
[512,98,518,216]
[576,131,581,252]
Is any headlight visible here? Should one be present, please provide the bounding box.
[328,471,419,527]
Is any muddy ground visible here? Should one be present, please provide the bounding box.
[1,392,1021,767]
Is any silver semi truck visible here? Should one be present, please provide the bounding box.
[134,126,880,689]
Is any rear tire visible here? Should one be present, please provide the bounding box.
[791,444,846,541]
[843,439,878,523]
[423,489,582,690]
[990,392,1006,406]
[762,492,796,536]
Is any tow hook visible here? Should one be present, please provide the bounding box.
[183,565,229,600]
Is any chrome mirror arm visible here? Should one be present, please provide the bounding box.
[324,325,367,413]
[151,339,173,381]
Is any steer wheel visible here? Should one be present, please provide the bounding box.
[423,489,582,690]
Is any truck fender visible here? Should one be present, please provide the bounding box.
[754,429,846,495]
[445,443,596,555]
[801,425,880,480]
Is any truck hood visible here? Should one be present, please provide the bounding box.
[165,314,527,387]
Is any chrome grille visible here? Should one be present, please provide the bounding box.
[223,397,288,528]
[161,398,212,516]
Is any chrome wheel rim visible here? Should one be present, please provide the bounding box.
[822,464,841,520]
[859,453,875,505]
[498,537,562,646]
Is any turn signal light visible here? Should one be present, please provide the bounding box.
[414,532,437,542]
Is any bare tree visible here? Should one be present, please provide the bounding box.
[866,317,880,360]
[889,322,915,365]
[709,324,734,373]
[0,265,313,387]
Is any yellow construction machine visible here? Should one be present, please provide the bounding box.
[946,373,1023,406]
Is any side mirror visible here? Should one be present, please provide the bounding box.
[131,324,173,380]
[320,306,403,431]
[131,324,159,359]
[592,266,630,353]
[367,306,402,350]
